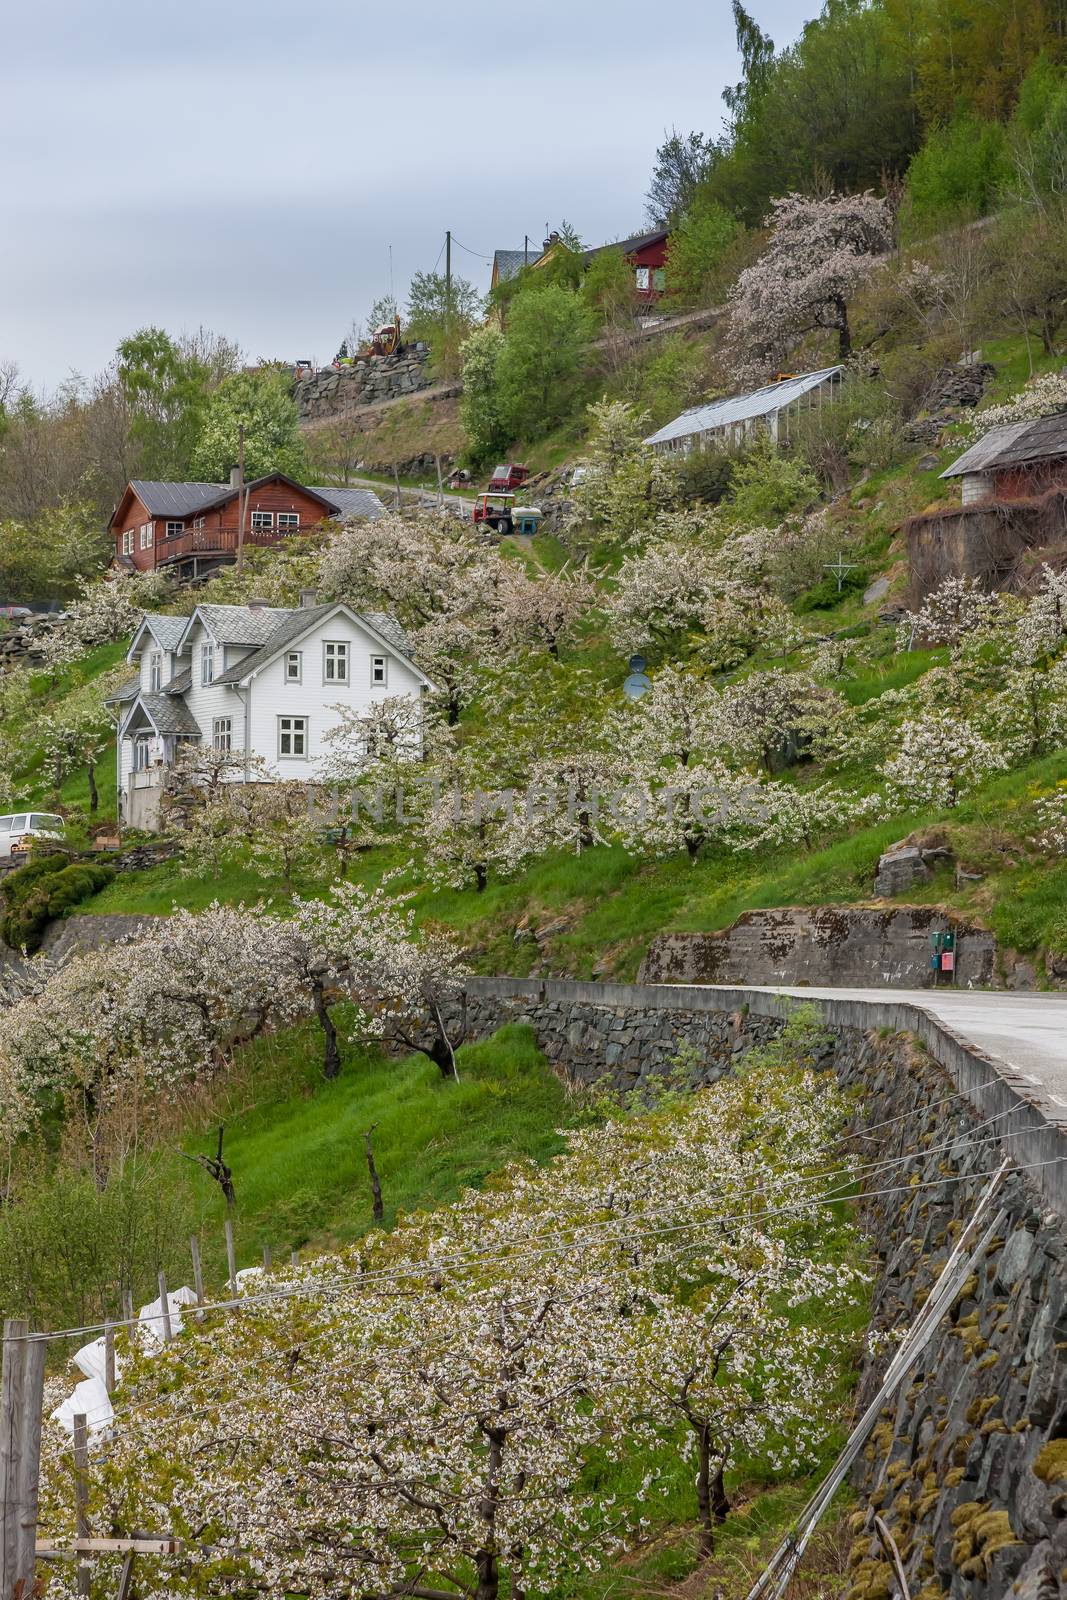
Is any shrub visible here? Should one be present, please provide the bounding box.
[1,858,114,952]
[725,434,819,525]
[794,565,870,611]
[903,112,1010,235]
[675,445,740,505]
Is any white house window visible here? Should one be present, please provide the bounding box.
[149,651,162,692]
[133,736,151,772]
[122,529,134,554]
[278,512,300,531]
[323,641,349,683]
[635,266,650,291]
[371,655,388,686]
[200,641,215,685]
[165,520,183,538]
[284,651,302,682]
[139,522,153,549]
[213,717,232,752]
[251,511,274,531]
[193,515,206,529]
[278,716,307,757]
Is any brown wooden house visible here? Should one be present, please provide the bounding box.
[109,474,384,584]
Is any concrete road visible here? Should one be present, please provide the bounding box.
[721,984,1067,1117]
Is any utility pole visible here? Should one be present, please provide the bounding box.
[524,234,529,267]
[236,423,248,577]
[445,230,452,316]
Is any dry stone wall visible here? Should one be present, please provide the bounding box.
[295,348,435,421]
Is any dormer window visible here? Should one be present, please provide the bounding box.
[149,651,162,692]
[200,640,215,685]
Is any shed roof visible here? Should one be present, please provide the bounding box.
[308,486,385,520]
[941,412,1067,478]
[644,366,844,448]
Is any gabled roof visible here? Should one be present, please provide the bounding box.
[307,486,385,520]
[212,604,425,688]
[128,612,187,658]
[644,366,844,447]
[124,481,224,519]
[179,602,295,651]
[492,248,531,283]
[164,666,192,695]
[121,692,201,738]
[941,412,1067,478]
[585,227,669,262]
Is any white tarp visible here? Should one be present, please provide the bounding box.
[138,1285,199,1347]
[51,1376,112,1437]
[72,1335,123,1387]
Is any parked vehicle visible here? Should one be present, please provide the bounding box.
[0,812,65,859]
[488,463,530,493]
[472,493,515,536]
[511,505,544,535]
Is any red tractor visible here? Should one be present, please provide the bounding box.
[471,493,515,537]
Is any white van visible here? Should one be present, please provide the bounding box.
[0,813,65,859]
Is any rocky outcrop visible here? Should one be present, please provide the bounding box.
[295,348,435,421]
[0,612,67,672]
[638,906,995,989]
[874,837,955,896]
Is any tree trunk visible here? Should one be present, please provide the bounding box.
[87,758,98,813]
[695,1424,729,1556]
[836,295,852,359]
[475,862,488,893]
[474,1551,498,1600]
[363,1126,384,1222]
[313,981,341,1080]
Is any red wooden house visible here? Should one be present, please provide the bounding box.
[493,228,671,303]
[109,474,384,584]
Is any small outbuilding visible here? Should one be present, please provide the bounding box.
[940,412,1067,504]
[644,366,843,457]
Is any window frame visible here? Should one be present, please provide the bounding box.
[165,520,184,538]
[200,639,215,686]
[212,717,233,752]
[278,715,308,759]
[277,511,300,532]
[122,529,134,555]
[251,510,274,532]
[284,650,302,683]
[635,265,650,291]
[149,650,162,692]
[370,654,388,687]
[322,640,350,685]
[139,522,154,549]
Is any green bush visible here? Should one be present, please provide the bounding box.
[903,111,1010,235]
[675,445,739,505]
[1,857,115,952]
[794,566,870,611]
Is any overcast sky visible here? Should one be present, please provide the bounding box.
[3,0,811,390]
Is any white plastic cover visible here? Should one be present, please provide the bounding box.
[51,1376,112,1437]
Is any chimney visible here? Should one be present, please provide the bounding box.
[230,466,241,488]
[299,588,319,609]
[247,597,269,613]
[543,229,560,253]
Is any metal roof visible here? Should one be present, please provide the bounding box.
[585,228,669,262]
[941,412,1067,478]
[307,486,385,520]
[644,366,844,447]
[128,481,226,517]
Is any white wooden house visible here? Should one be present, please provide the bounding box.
[107,596,431,830]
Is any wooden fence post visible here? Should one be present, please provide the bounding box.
[190,1236,204,1308]
[103,1322,116,1395]
[290,1249,299,1268]
[262,1245,272,1273]
[73,1412,90,1598]
[122,1289,134,1326]
[157,1272,172,1345]
[0,1319,46,1598]
[225,1220,237,1298]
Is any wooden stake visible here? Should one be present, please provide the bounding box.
[157,1272,172,1344]
[435,453,444,510]
[225,1219,237,1297]
[0,1319,46,1597]
[122,1289,134,1326]
[190,1235,204,1307]
[262,1244,272,1272]
[103,1322,115,1395]
[290,1249,299,1268]
[116,1549,136,1600]
[73,1413,89,1598]
[392,463,401,508]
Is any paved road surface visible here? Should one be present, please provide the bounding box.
[716,985,1067,1116]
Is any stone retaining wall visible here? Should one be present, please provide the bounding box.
[638,907,996,989]
[295,348,434,420]
[444,975,1067,1597]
